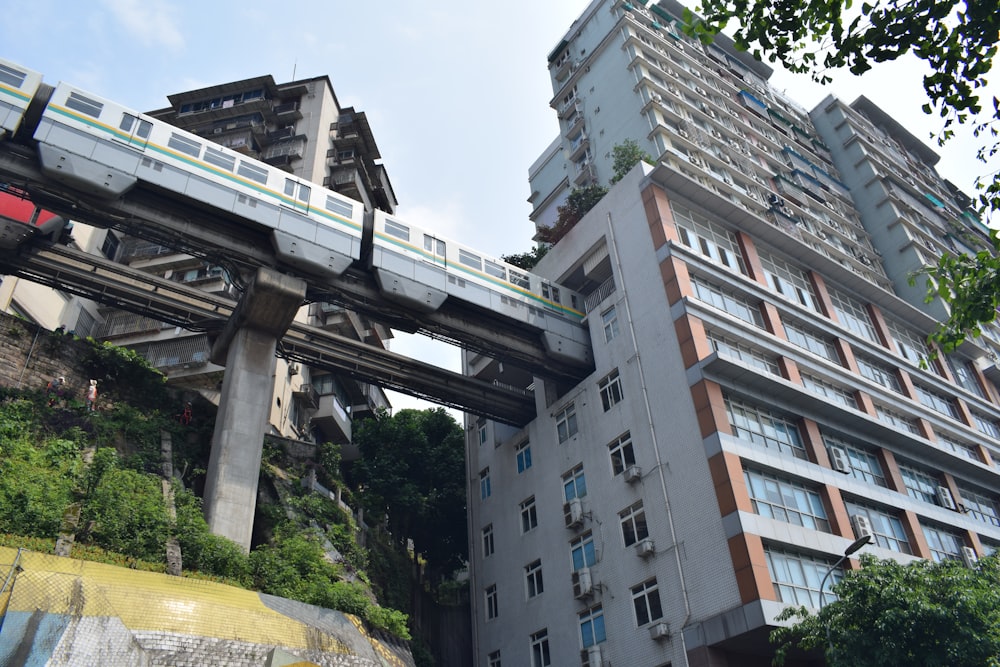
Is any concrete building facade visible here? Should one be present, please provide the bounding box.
[465,1,1000,666]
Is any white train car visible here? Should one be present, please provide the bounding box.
[30,77,364,277]
[0,59,43,138]
[371,210,591,364]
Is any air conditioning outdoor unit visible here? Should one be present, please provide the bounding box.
[850,514,874,541]
[961,546,979,568]
[624,465,643,484]
[636,538,656,558]
[829,446,851,474]
[572,567,594,599]
[649,622,671,641]
[937,486,958,511]
[586,644,604,667]
[564,497,585,528]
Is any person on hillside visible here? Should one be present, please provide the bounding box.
[46,375,65,407]
[85,379,97,412]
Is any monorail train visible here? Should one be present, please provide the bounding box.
[0,57,589,362]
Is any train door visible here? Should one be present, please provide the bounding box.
[283,177,311,214]
[423,234,446,266]
[116,113,152,150]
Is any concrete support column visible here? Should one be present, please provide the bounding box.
[204,268,306,551]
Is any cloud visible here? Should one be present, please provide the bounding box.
[101,0,185,51]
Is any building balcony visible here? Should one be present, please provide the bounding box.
[273,101,302,121]
[312,393,352,445]
[567,133,590,162]
[293,383,319,410]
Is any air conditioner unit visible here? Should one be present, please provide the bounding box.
[961,546,979,568]
[850,514,874,541]
[678,129,689,138]
[288,363,300,376]
[564,497,585,528]
[937,486,958,511]
[586,644,604,667]
[829,446,851,474]
[624,465,643,484]
[651,93,663,103]
[767,194,784,208]
[636,538,656,558]
[572,567,594,599]
[649,622,671,641]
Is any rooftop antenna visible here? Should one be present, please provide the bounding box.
[292,59,297,81]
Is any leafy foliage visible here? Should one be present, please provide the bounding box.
[353,408,467,581]
[537,184,609,245]
[772,554,1000,666]
[502,244,549,270]
[610,138,653,184]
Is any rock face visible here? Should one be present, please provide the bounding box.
[0,547,415,667]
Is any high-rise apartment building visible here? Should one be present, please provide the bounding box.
[465,1,1000,665]
[1,73,395,445]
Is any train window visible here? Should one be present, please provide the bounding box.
[283,179,311,202]
[509,270,530,289]
[384,218,410,242]
[0,64,27,88]
[541,283,562,303]
[424,236,446,256]
[204,147,236,172]
[484,259,506,280]
[237,161,268,184]
[459,249,482,270]
[118,114,152,140]
[325,195,354,219]
[167,132,202,158]
[65,92,104,118]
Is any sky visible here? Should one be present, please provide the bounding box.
[2,0,995,414]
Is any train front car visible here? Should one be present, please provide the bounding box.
[0,58,43,139]
[32,78,365,277]
[370,210,591,365]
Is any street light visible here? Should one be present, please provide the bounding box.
[820,534,872,660]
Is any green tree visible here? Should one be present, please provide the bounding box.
[539,184,609,245]
[771,554,1000,666]
[687,0,1000,348]
[610,138,653,184]
[353,408,467,581]
[502,245,549,271]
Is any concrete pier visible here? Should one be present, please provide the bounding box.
[203,267,306,550]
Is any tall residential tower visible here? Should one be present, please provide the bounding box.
[465,1,1000,666]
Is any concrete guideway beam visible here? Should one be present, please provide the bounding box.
[203,267,306,551]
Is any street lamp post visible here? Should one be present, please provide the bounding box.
[820,535,872,661]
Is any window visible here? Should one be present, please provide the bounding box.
[887,318,929,367]
[828,287,877,342]
[479,424,488,446]
[972,411,1000,440]
[757,248,818,311]
[608,431,635,476]
[690,276,764,327]
[766,548,841,608]
[203,146,236,172]
[100,231,120,261]
[801,372,855,408]
[118,113,152,140]
[783,319,838,362]
[957,486,1000,527]
[556,403,578,443]
[823,434,886,486]
[602,306,620,342]
[619,501,649,547]
[0,63,27,88]
[725,395,806,459]
[570,532,597,570]
[671,203,747,273]
[480,467,491,500]
[921,524,964,563]
[520,496,538,533]
[65,91,104,118]
[485,584,498,620]
[509,268,530,289]
[482,524,494,558]
[325,194,354,219]
[525,559,544,598]
[844,501,912,554]
[936,434,980,461]
[563,464,588,501]
[579,605,607,648]
[856,355,902,393]
[236,160,268,184]
[874,403,920,434]
[516,441,532,473]
[914,384,960,419]
[383,217,410,241]
[530,629,551,667]
[459,248,482,270]
[488,650,501,667]
[598,369,624,410]
[897,460,940,504]
[744,468,829,531]
[631,579,664,626]
[947,356,985,398]
[167,132,202,158]
[707,330,780,375]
